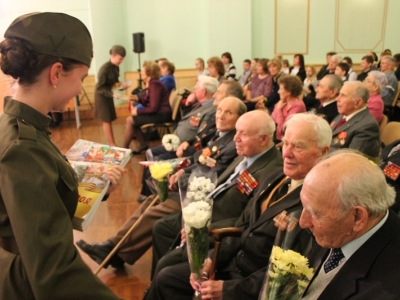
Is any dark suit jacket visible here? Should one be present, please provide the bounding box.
[211,146,283,226]
[311,210,400,300]
[186,114,217,153]
[330,109,380,159]
[184,130,237,177]
[216,172,308,299]
[316,101,339,124]
[380,140,400,213]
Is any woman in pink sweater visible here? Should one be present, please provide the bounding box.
[364,70,386,123]
[271,75,306,141]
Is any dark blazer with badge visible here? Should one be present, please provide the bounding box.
[315,101,339,124]
[380,140,400,213]
[216,172,307,299]
[0,98,118,299]
[330,109,380,159]
[186,114,217,153]
[309,210,400,300]
[174,100,216,142]
[184,130,237,177]
[211,146,283,226]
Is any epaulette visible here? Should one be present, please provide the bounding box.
[17,119,37,141]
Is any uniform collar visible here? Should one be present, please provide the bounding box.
[3,97,52,133]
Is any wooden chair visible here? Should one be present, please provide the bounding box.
[208,227,242,280]
[140,89,181,143]
[381,121,400,147]
[379,114,388,135]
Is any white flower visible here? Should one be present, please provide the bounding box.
[182,200,212,229]
[162,134,180,151]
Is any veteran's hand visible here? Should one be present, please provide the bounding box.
[176,141,189,158]
[200,280,223,299]
[168,169,184,190]
[106,166,127,194]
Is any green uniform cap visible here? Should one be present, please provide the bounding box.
[4,12,93,67]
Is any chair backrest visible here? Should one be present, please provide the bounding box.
[171,93,182,121]
[379,114,388,135]
[169,89,178,106]
[391,81,400,107]
[381,121,400,147]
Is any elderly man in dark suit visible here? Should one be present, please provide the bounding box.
[314,74,342,123]
[330,81,380,160]
[152,113,332,300]
[76,97,246,269]
[300,150,400,299]
[138,80,243,201]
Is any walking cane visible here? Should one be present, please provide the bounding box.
[94,195,160,275]
[208,227,242,280]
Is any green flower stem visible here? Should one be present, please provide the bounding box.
[157,178,168,202]
[187,226,209,279]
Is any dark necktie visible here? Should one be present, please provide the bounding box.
[208,131,220,145]
[324,248,344,273]
[335,117,346,130]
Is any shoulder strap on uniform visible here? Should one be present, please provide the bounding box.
[17,119,37,141]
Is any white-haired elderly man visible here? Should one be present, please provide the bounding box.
[314,74,343,123]
[300,150,400,299]
[330,81,380,160]
[380,55,399,109]
[364,70,387,123]
[153,113,332,300]
[144,75,219,159]
[327,54,342,75]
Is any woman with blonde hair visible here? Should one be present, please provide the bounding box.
[125,61,172,154]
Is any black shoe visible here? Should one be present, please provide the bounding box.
[137,194,147,203]
[76,239,125,268]
[132,145,149,155]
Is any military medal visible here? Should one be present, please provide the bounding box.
[212,146,217,152]
[383,162,400,181]
[236,170,259,195]
[273,210,298,231]
[204,157,217,168]
[189,113,201,127]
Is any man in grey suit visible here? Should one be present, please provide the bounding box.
[76,97,247,269]
[380,55,398,109]
[149,75,219,161]
[301,150,400,300]
[330,81,380,159]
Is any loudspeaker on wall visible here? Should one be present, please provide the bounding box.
[133,32,145,53]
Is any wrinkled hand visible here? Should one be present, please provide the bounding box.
[256,100,269,113]
[168,169,184,190]
[276,99,287,109]
[105,166,127,194]
[113,93,121,99]
[176,141,190,158]
[186,93,197,105]
[190,258,213,291]
[199,280,223,299]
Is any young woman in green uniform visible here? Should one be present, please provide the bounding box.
[0,12,125,299]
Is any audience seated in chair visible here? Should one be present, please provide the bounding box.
[316,51,337,80]
[313,74,342,124]
[124,61,171,154]
[221,52,236,81]
[380,56,398,109]
[152,113,331,300]
[357,55,374,82]
[363,70,386,123]
[159,60,176,94]
[289,53,306,82]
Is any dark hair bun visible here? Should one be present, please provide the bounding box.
[0,37,33,80]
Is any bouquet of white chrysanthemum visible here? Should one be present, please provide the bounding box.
[258,209,316,300]
[162,134,180,152]
[178,171,217,286]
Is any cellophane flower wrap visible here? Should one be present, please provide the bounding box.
[148,162,173,202]
[258,209,317,300]
[146,158,192,202]
[179,170,217,282]
[162,134,180,152]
